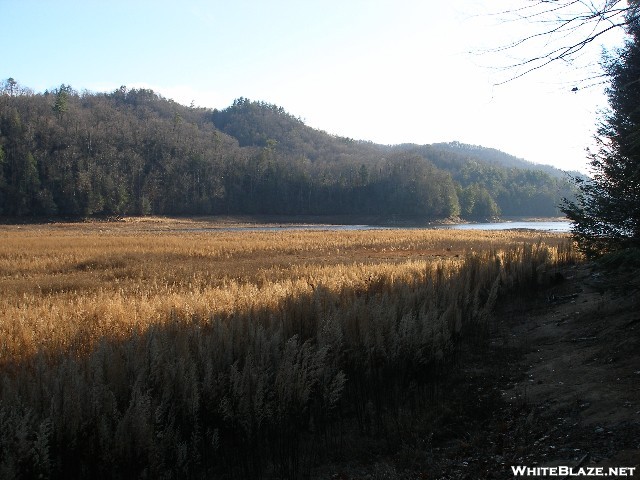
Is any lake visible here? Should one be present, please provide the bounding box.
[442,220,572,233]
[186,220,572,233]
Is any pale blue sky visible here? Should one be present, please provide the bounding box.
[1,0,625,172]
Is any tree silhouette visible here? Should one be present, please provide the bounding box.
[562,7,640,256]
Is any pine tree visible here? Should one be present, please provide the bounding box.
[0,145,6,214]
[562,7,640,257]
[52,84,71,119]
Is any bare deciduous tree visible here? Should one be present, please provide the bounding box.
[493,1,638,83]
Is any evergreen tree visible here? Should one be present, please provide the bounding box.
[52,84,72,119]
[562,8,640,256]
[0,145,6,214]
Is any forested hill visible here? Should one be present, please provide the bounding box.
[0,81,575,220]
[427,141,568,177]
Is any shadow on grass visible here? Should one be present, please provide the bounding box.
[0,245,567,479]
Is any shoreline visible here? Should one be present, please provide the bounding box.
[0,214,569,228]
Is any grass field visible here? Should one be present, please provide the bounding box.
[0,218,579,479]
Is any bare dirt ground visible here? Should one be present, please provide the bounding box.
[312,261,640,479]
[497,262,640,472]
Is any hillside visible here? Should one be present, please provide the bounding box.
[430,141,570,177]
[0,80,575,220]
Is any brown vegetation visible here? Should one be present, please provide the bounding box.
[0,219,578,478]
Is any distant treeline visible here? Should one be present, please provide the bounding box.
[0,80,575,219]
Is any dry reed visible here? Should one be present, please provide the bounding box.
[0,221,579,478]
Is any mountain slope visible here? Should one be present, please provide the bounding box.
[0,81,574,220]
[212,99,576,218]
[430,141,568,177]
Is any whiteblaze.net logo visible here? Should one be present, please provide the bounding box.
[511,465,637,477]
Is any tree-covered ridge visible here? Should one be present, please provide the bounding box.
[427,141,571,177]
[0,80,574,219]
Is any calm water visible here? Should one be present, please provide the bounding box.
[187,220,571,233]
[443,220,572,233]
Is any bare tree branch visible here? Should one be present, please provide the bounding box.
[491,0,638,84]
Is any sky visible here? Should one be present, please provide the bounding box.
[1,0,628,173]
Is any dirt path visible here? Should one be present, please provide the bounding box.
[497,262,640,472]
[429,262,640,478]
[312,262,640,479]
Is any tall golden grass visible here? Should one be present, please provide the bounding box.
[0,221,579,478]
